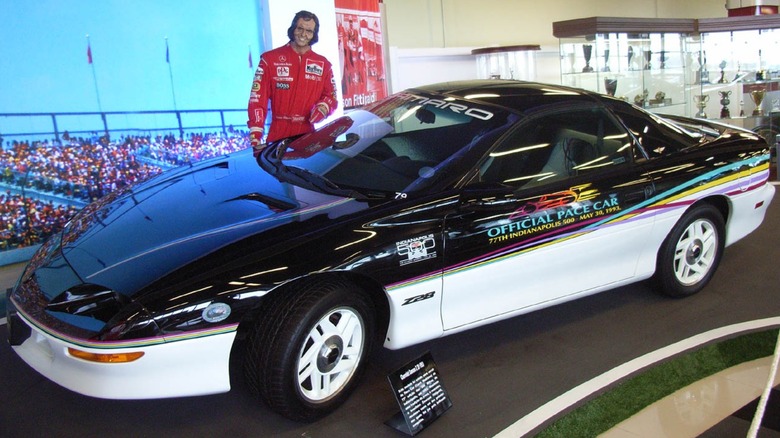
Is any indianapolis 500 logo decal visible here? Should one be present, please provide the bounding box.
[397,234,437,266]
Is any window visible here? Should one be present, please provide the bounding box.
[280,93,513,196]
[609,101,695,158]
[479,108,631,187]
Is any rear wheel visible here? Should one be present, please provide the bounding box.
[244,278,375,422]
[654,204,725,297]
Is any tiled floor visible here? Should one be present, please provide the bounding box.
[601,356,780,437]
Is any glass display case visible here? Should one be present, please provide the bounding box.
[553,17,696,116]
[472,44,541,80]
[690,15,780,140]
[553,16,780,124]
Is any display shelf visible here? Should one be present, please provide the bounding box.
[687,15,780,121]
[553,17,696,116]
[553,14,780,130]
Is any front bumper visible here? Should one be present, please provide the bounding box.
[7,297,237,399]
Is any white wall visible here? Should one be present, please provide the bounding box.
[387,47,475,92]
[382,0,727,49]
[388,47,561,93]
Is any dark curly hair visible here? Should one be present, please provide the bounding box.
[287,10,320,45]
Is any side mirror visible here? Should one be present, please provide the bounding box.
[333,132,360,150]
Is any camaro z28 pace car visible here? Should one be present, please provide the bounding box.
[7,80,775,421]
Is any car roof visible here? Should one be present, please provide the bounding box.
[409,80,604,115]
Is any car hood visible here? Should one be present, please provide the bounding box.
[52,149,360,295]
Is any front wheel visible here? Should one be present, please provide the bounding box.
[654,204,725,298]
[244,278,375,422]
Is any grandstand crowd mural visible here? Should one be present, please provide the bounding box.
[0,130,249,251]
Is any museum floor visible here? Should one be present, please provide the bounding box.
[1,194,779,437]
[602,358,780,437]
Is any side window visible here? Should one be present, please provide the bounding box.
[479,108,631,188]
[610,103,689,158]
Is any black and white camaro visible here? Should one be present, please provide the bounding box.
[7,80,775,421]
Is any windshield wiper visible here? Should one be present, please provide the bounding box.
[258,141,384,200]
[283,165,375,200]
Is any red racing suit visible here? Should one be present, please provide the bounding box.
[248,43,338,143]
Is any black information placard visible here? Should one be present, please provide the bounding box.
[386,351,452,436]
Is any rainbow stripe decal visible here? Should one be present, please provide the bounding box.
[388,154,770,291]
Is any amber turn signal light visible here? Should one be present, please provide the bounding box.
[68,348,145,363]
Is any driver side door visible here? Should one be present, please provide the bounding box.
[440,105,656,330]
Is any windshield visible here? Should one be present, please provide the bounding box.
[261,91,513,198]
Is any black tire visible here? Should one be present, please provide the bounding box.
[654,204,725,298]
[244,277,375,422]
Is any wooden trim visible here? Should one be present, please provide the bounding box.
[552,17,696,38]
[471,45,541,55]
[697,14,780,32]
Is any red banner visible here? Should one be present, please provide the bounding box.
[335,0,387,109]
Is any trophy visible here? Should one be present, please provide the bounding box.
[719,90,731,118]
[751,89,766,116]
[643,49,652,70]
[697,51,710,84]
[634,89,649,107]
[627,46,634,70]
[604,78,617,96]
[733,62,743,82]
[717,61,728,84]
[694,94,709,118]
[582,45,594,72]
[653,90,667,106]
[602,49,611,72]
[659,51,667,69]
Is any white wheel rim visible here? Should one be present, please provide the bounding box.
[673,218,718,286]
[296,307,365,402]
